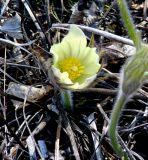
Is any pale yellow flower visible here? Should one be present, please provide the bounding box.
[50,25,101,89]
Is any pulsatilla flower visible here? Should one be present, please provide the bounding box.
[50,25,101,89]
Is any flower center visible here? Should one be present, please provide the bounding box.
[58,57,84,80]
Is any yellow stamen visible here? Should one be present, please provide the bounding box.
[58,57,84,80]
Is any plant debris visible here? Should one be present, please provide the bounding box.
[0,0,148,159]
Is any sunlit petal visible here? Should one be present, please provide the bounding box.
[50,25,101,90]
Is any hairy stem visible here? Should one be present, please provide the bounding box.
[60,89,73,111]
[117,0,141,49]
[109,0,144,159]
[109,92,129,160]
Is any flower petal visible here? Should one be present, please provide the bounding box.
[80,47,99,65]
[73,74,89,84]
[78,74,97,88]
[51,24,101,90]
[62,25,87,57]
[52,66,73,85]
[67,74,97,89]
[78,47,100,75]
[50,43,70,65]
[84,63,101,75]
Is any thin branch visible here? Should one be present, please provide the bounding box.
[52,23,134,46]
[55,115,62,160]
[76,88,148,101]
